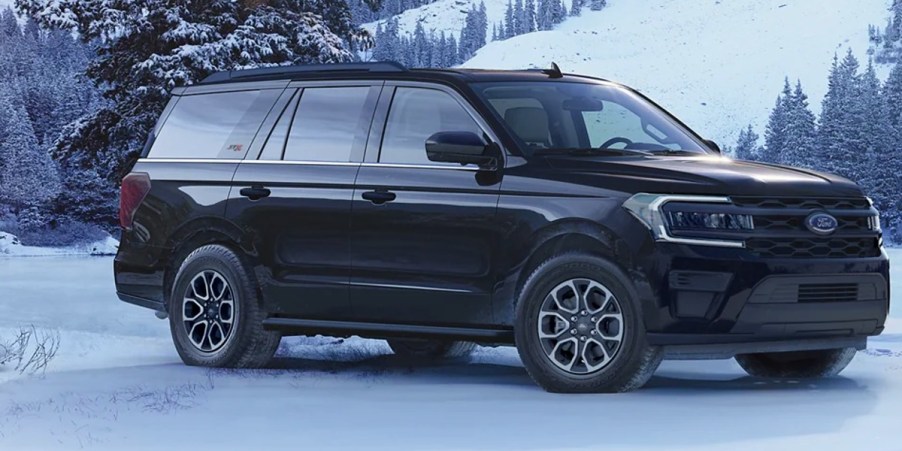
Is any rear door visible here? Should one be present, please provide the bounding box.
[227,81,382,319]
[348,82,506,326]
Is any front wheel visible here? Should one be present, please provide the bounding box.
[735,348,857,378]
[169,244,281,368]
[515,253,662,393]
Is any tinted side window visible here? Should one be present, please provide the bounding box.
[380,88,482,165]
[148,90,279,159]
[283,87,374,162]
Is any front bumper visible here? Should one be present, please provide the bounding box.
[634,242,890,353]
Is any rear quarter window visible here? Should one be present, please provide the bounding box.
[148,89,280,159]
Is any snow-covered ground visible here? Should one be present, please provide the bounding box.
[0,232,118,257]
[0,251,900,450]
[463,0,892,146]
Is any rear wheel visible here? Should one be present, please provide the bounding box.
[735,348,857,378]
[387,339,477,359]
[169,244,281,368]
[515,253,662,393]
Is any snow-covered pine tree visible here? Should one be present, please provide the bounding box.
[413,22,429,66]
[734,125,760,161]
[856,59,899,235]
[16,0,378,184]
[0,89,60,212]
[447,33,459,66]
[513,0,525,35]
[884,60,902,131]
[0,7,18,37]
[571,0,582,16]
[781,80,817,169]
[590,0,606,12]
[817,51,866,179]
[761,79,792,164]
[524,0,537,33]
[536,0,549,30]
[505,1,515,38]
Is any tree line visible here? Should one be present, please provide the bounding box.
[0,7,109,246]
[734,51,902,243]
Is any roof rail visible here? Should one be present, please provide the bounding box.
[202,61,407,84]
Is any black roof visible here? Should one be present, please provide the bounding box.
[198,61,609,85]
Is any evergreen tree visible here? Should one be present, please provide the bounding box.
[781,80,817,168]
[734,125,760,161]
[524,0,537,33]
[762,79,792,164]
[0,90,60,211]
[817,51,864,178]
[513,0,525,35]
[447,33,459,66]
[570,0,582,16]
[505,0,515,38]
[884,60,902,131]
[17,0,379,183]
[590,0,606,11]
[413,22,429,66]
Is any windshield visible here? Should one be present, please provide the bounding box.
[472,81,708,157]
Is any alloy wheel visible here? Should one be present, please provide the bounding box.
[536,278,625,374]
[182,270,237,352]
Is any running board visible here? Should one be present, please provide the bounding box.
[262,317,514,342]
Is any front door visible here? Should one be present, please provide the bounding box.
[228,82,381,319]
[349,84,505,326]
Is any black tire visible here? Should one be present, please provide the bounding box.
[515,253,662,393]
[169,244,281,368]
[735,348,857,378]
[387,339,477,359]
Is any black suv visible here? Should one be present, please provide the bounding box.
[114,62,889,393]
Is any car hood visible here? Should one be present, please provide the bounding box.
[544,155,865,198]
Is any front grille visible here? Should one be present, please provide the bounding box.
[732,197,870,210]
[798,283,859,303]
[754,215,869,232]
[746,237,880,258]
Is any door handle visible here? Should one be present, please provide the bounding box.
[239,185,271,200]
[361,190,396,205]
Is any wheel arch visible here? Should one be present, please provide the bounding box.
[162,217,252,310]
[497,219,642,324]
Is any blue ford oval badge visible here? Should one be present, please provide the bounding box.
[805,212,838,235]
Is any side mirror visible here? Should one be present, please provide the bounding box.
[703,139,721,154]
[425,131,496,166]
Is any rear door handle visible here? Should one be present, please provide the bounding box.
[361,190,396,205]
[239,185,271,200]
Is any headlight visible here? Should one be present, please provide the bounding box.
[622,193,747,248]
[666,211,754,231]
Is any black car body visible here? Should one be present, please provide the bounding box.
[114,62,889,392]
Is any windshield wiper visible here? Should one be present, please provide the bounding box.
[645,149,703,156]
[534,147,652,157]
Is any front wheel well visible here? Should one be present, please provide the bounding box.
[514,232,632,306]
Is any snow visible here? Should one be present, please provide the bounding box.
[0,250,899,449]
[462,0,893,146]
[0,232,118,257]
[362,0,508,41]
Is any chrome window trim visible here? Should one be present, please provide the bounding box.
[137,158,483,171]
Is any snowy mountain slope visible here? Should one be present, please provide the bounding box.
[464,0,892,147]
[362,0,507,40]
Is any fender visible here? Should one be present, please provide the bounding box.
[492,218,644,325]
